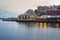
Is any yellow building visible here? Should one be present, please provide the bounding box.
[18,14,36,20]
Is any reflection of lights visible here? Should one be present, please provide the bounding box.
[47,23,50,28]
[55,23,59,28]
[40,22,43,28]
[44,22,47,28]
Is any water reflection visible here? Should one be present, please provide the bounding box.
[17,22,60,28]
[17,22,36,28]
[0,21,60,40]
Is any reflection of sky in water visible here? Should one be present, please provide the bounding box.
[0,21,60,40]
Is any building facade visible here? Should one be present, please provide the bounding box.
[46,10,60,15]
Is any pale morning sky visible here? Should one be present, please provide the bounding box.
[0,0,60,12]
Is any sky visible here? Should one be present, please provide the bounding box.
[0,0,60,12]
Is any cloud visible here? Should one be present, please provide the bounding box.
[0,0,60,12]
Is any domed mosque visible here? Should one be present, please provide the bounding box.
[18,9,37,20]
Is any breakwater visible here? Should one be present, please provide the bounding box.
[1,18,60,23]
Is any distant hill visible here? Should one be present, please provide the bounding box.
[0,10,21,18]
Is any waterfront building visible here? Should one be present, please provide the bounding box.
[37,6,44,13]
[18,14,36,20]
[35,6,46,16]
[43,6,50,12]
[18,9,36,20]
[46,10,60,15]
[49,5,57,10]
[26,9,34,15]
[18,5,60,20]
[57,5,60,9]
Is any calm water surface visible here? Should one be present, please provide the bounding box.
[0,20,60,40]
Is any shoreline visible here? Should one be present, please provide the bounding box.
[1,18,60,23]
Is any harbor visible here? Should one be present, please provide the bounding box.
[1,0,60,40]
[1,6,60,23]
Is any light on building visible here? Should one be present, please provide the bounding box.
[47,16,51,18]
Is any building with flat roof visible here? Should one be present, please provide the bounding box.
[46,10,60,15]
